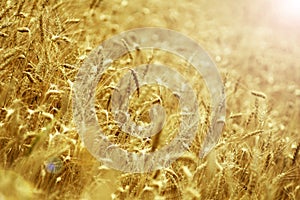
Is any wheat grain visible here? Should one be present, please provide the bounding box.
[65,19,81,24]
[62,63,76,69]
[121,39,133,61]
[251,91,266,99]
[39,14,44,43]
[292,143,300,165]
[17,27,30,33]
[230,113,243,119]
[264,153,272,170]
[241,130,264,140]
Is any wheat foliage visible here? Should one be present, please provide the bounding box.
[0,0,299,199]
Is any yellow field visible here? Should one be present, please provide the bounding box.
[0,0,299,199]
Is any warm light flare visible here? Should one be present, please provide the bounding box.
[275,0,300,23]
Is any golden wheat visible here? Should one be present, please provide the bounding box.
[0,0,299,199]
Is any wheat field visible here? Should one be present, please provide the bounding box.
[0,0,299,199]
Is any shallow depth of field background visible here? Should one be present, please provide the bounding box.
[0,0,299,199]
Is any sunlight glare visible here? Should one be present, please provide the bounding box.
[276,0,300,23]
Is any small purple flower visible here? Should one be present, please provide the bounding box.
[45,157,63,174]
